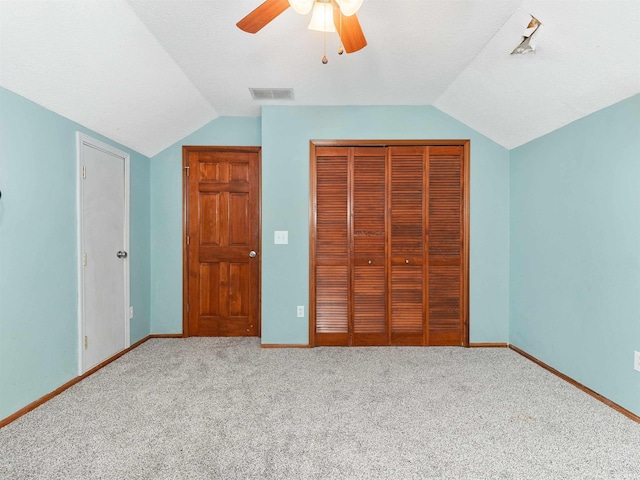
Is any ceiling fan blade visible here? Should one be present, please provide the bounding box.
[237,0,290,34]
[332,6,367,53]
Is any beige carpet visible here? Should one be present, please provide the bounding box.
[1,338,638,479]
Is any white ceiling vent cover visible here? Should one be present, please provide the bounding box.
[249,88,294,100]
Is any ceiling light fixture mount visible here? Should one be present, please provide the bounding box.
[288,0,314,15]
[511,15,542,55]
[237,0,367,64]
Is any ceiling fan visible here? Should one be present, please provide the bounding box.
[237,0,367,58]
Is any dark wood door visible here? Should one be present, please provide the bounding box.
[311,141,469,348]
[313,147,350,346]
[427,146,464,345]
[389,146,427,345]
[352,147,387,345]
[184,147,260,337]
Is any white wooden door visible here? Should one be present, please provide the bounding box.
[78,133,129,372]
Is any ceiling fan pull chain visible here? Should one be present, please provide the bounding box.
[338,12,344,55]
[321,0,329,64]
[322,29,328,64]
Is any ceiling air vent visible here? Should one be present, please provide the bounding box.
[249,88,294,100]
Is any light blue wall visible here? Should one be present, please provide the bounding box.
[0,87,151,420]
[4,84,635,419]
[149,107,510,344]
[261,106,510,344]
[510,94,640,416]
[149,117,261,333]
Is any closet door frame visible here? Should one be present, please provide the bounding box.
[309,140,470,347]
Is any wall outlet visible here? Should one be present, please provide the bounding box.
[634,351,640,372]
[296,306,304,318]
[129,306,134,319]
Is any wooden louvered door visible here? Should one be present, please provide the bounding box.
[311,141,468,347]
[427,146,465,345]
[313,147,350,345]
[352,148,388,345]
[184,147,260,337]
[389,146,427,345]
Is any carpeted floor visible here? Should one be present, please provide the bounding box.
[1,338,638,479]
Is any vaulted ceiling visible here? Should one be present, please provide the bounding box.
[1,1,638,157]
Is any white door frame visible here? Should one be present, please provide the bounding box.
[76,132,130,375]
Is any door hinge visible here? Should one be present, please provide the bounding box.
[84,336,88,349]
[82,165,86,179]
[83,253,87,266]
[186,235,190,245]
[185,165,190,177]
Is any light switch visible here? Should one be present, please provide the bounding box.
[274,231,288,244]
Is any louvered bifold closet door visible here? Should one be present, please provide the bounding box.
[427,146,464,345]
[312,142,467,348]
[351,147,388,346]
[314,147,350,346]
[389,146,426,345]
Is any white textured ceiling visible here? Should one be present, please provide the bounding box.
[1,1,639,156]
[0,0,217,156]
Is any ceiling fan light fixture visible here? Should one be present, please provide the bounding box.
[288,0,314,15]
[308,2,336,32]
[335,0,363,17]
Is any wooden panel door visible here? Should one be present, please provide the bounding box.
[351,147,387,346]
[313,147,350,345]
[428,146,464,345]
[184,147,260,336]
[389,146,426,346]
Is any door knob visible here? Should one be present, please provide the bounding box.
[116,251,128,259]
[368,260,372,265]
[249,251,257,258]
